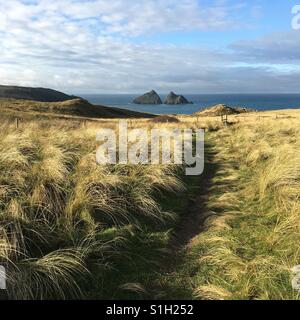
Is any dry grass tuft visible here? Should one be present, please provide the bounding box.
[0,118,185,299]
[191,112,300,300]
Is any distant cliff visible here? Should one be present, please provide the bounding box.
[0,85,78,102]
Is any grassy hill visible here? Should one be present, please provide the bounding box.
[194,104,256,116]
[0,98,155,119]
[0,85,78,102]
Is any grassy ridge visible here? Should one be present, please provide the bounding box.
[0,85,76,102]
[0,98,155,120]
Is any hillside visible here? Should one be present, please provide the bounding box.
[0,85,78,102]
[194,104,256,116]
[0,98,155,119]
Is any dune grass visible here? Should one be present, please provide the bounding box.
[1,110,300,300]
[182,117,300,300]
[0,118,187,299]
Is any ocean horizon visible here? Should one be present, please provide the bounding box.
[80,94,300,115]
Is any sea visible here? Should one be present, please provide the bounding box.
[80,94,300,115]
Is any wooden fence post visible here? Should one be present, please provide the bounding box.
[221,114,228,125]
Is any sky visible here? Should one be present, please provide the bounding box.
[0,0,300,94]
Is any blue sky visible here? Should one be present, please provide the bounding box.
[0,0,300,93]
[134,1,292,47]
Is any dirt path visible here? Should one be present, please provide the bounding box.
[147,142,220,299]
[170,143,218,250]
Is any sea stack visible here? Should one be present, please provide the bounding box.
[133,90,162,105]
[164,92,192,105]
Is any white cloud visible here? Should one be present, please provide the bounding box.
[230,31,300,63]
[0,0,299,93]
[0,0,247,37]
